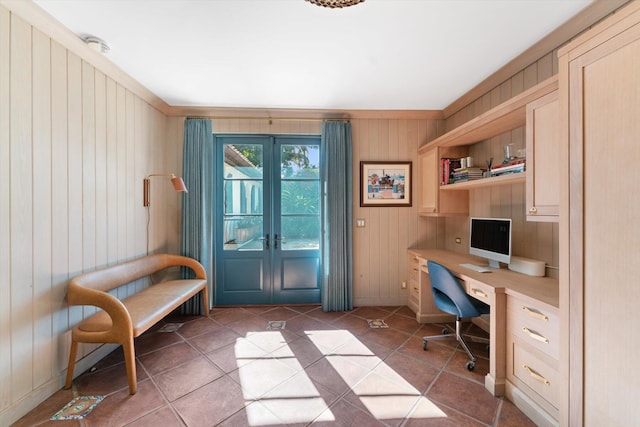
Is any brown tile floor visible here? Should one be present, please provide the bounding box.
[13,306,536,427]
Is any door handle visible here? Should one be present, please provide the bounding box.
[259,234,270,249]
[274,234,286,249]
[523,364,550,385]
[522,327,549,344]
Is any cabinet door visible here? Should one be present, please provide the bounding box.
[418,147,438,214]
[562,5,640,426]
[418,146,468,216]
[526,90,559,221]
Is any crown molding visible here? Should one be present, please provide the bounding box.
[169,106,443,121]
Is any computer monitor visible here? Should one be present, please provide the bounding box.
[469,217,512,268]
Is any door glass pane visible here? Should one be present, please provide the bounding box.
[281,145,319,178]
[224,144,263,179]
[224,181,263,215]
[281,181,319,214]
[223,215,263,251]
[224,143,264,251]
[280,144,320,251]
[281,216,320,250]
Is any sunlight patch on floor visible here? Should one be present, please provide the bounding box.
[306,329,447,421]
[235,328,447,425]
[235,331,334,425]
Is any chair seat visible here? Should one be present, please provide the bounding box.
[433,289,489,318]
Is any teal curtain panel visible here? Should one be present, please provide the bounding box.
[320,121,353,311]
[180,118,214,315]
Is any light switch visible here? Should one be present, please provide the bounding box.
[356,218,365,228]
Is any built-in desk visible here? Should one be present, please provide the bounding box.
[407,248,559,410]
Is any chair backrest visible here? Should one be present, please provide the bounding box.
[427,260,480,318]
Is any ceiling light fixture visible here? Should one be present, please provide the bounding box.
[306,0,365,8]
[80,35,110,54]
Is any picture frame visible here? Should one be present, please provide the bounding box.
[360,161,412,207]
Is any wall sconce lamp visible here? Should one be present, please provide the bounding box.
[143,173,188,207]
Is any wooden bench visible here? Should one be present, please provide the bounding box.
[64,254,209,394]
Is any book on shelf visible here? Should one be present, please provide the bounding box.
[440,158,462,185]
[451,167,484,183]
[491,160,525,176]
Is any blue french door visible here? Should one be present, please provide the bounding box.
[215,135,321,305]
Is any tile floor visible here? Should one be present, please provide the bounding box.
[13,305,536,427]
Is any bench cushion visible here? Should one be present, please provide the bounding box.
[76,279,207,337]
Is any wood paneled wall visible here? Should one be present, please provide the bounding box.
[0,6,171,424]
[441,51,560,277]
[351,119,445,306]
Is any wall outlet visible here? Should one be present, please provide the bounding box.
[455,237,462,244]
[401,280,407,289]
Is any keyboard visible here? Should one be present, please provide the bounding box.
[459,263,492,273]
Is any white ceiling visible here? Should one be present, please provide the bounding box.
[34,0,593,111]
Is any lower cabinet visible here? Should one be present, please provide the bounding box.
[406,251,455,323]
[407,253,421,315]
[506,293,560,427]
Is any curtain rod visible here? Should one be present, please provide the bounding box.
[185,116,349,123]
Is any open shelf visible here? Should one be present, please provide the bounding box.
[420,76,558,152]
[440,172,525,190]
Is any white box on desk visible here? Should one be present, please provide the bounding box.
[508,256,545,277]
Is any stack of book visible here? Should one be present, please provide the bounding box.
[490,160,525,177]
[451,167,484,183]
[440,158,462,185]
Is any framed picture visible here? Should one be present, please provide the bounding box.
[360,161,412,207]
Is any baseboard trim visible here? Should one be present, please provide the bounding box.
[353,296,409,307]
[0,377,60,427]
[505,380,558,427]
[0,343,118,426]
[416,313,455,324]
[485,373,506,397]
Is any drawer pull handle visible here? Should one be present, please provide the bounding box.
[522,306,548,321]
[472,288,487,298]
[522,327,549,343]
[413,287,419,292]
[523,364,550,385]
[413,268,419,272]
[529,207,538,214]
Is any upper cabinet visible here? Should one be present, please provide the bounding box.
[418,145,468,216]
[417,76,558,214]
[526,90,560,221]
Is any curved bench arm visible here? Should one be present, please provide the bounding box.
[163,254,207,280]
[67,282,133,333]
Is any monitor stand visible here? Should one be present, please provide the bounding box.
[488,260,501,269]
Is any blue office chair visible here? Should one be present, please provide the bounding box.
[423,260,490,371]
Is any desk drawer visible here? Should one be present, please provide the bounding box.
[409,279,419,300]
[465,278,493,305]
[507,297,559,359]
[408,255,421,282]
[510,340,559,411]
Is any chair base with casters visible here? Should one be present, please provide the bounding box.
[422,317,490,371]
[422,260,491,371]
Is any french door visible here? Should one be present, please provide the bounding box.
[215,135,321,305]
